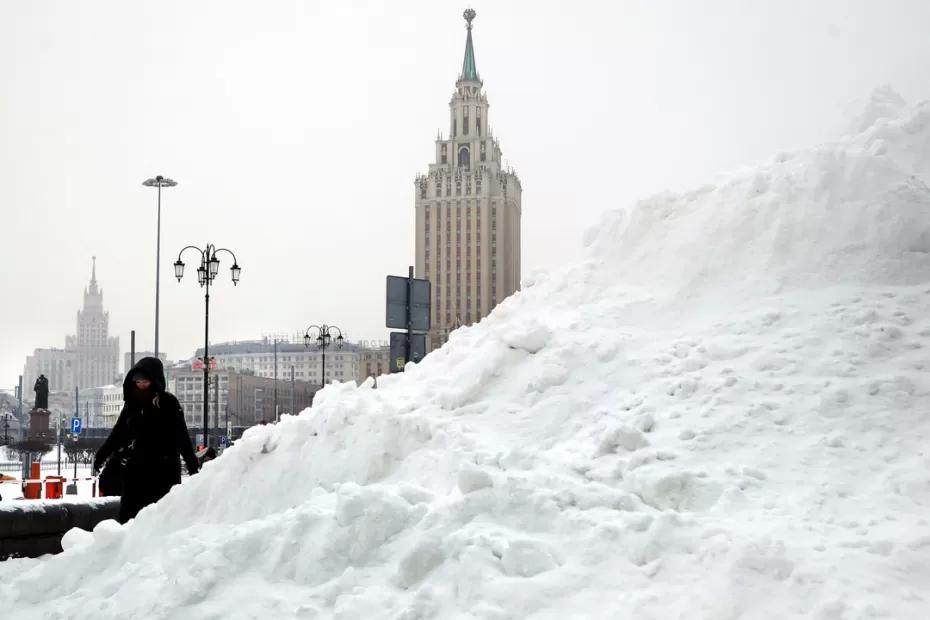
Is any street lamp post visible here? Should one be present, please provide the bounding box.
[174,243,241,448]
[303,324,344,387]
[142,175,178,358]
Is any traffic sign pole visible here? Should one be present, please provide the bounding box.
[386,269,431,372]
[406,265,413,368]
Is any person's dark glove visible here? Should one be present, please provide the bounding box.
[92,456,104,475]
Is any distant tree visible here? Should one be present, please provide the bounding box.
[63,439,81,464]
[9,438,53,463]
[78,437,104,465]
[61,437,102,464]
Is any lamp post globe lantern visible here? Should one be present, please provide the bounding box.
[175,243,241,448]
[303,324,344,387]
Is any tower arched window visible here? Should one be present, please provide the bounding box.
[458,146,470,169]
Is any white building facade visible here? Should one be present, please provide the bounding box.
[78,384,123,428]
[193,339,362,386]
[23,348,75,394]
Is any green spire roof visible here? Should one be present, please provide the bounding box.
[459,8,479,82]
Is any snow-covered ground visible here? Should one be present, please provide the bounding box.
[0,89,928,619]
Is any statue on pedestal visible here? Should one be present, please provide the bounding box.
[34,374,49,410]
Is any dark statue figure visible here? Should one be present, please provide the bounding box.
[33,374,49,410]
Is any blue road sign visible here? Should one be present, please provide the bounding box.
[71,417,82,434]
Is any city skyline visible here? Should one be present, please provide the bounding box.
[2,1,930,384]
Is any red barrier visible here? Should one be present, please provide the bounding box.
[23,463,42,499]
[2,470,102,500]
[44,476,66,499]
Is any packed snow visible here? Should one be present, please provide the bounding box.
[1,89,929,619]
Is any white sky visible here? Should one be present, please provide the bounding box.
[1,0,929,386]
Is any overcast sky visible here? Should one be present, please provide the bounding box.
[1,0,929,386]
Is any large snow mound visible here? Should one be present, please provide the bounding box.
[2,91,929,619]
[584,88,930,303]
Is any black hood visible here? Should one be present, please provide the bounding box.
[123,357,167,400]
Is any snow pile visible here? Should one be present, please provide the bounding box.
[583,89,930,304]
[2,91,929,618]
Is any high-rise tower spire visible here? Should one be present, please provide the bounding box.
[87,255,100,297]
[70,254,118,388]
[458,9,479,84]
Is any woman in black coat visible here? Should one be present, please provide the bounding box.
[94,357,199,523]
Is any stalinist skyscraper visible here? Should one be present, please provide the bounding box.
[66,257,120,388]
[415,9,522,350]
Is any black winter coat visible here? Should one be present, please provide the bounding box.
[95,357,198,522]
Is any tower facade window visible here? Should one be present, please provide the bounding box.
[458,147,470,168]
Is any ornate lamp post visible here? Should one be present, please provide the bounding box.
[142,175,178,358]
[303,324,344,387]
[175,243,241,448]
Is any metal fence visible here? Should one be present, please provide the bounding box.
[0,461,93,475]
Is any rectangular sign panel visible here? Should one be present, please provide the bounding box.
[71,417,82,434]
[386,275,431,332]
[389,332,426,372]
[191,357,218,371]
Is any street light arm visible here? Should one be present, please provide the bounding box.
[213,248,239,264]
[176,245,206,262]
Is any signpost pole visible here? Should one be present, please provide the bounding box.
[406,266,413,368]
[273,339,278,422]
[386,271,430,373]
[57,412,62,476]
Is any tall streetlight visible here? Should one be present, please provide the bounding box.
[142,175,178,358]
[303,324,344,387]
[174,243,241,448]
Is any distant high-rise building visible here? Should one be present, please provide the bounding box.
[22,258,120,398]
[65,257,120,389]
[415,9,522,350]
